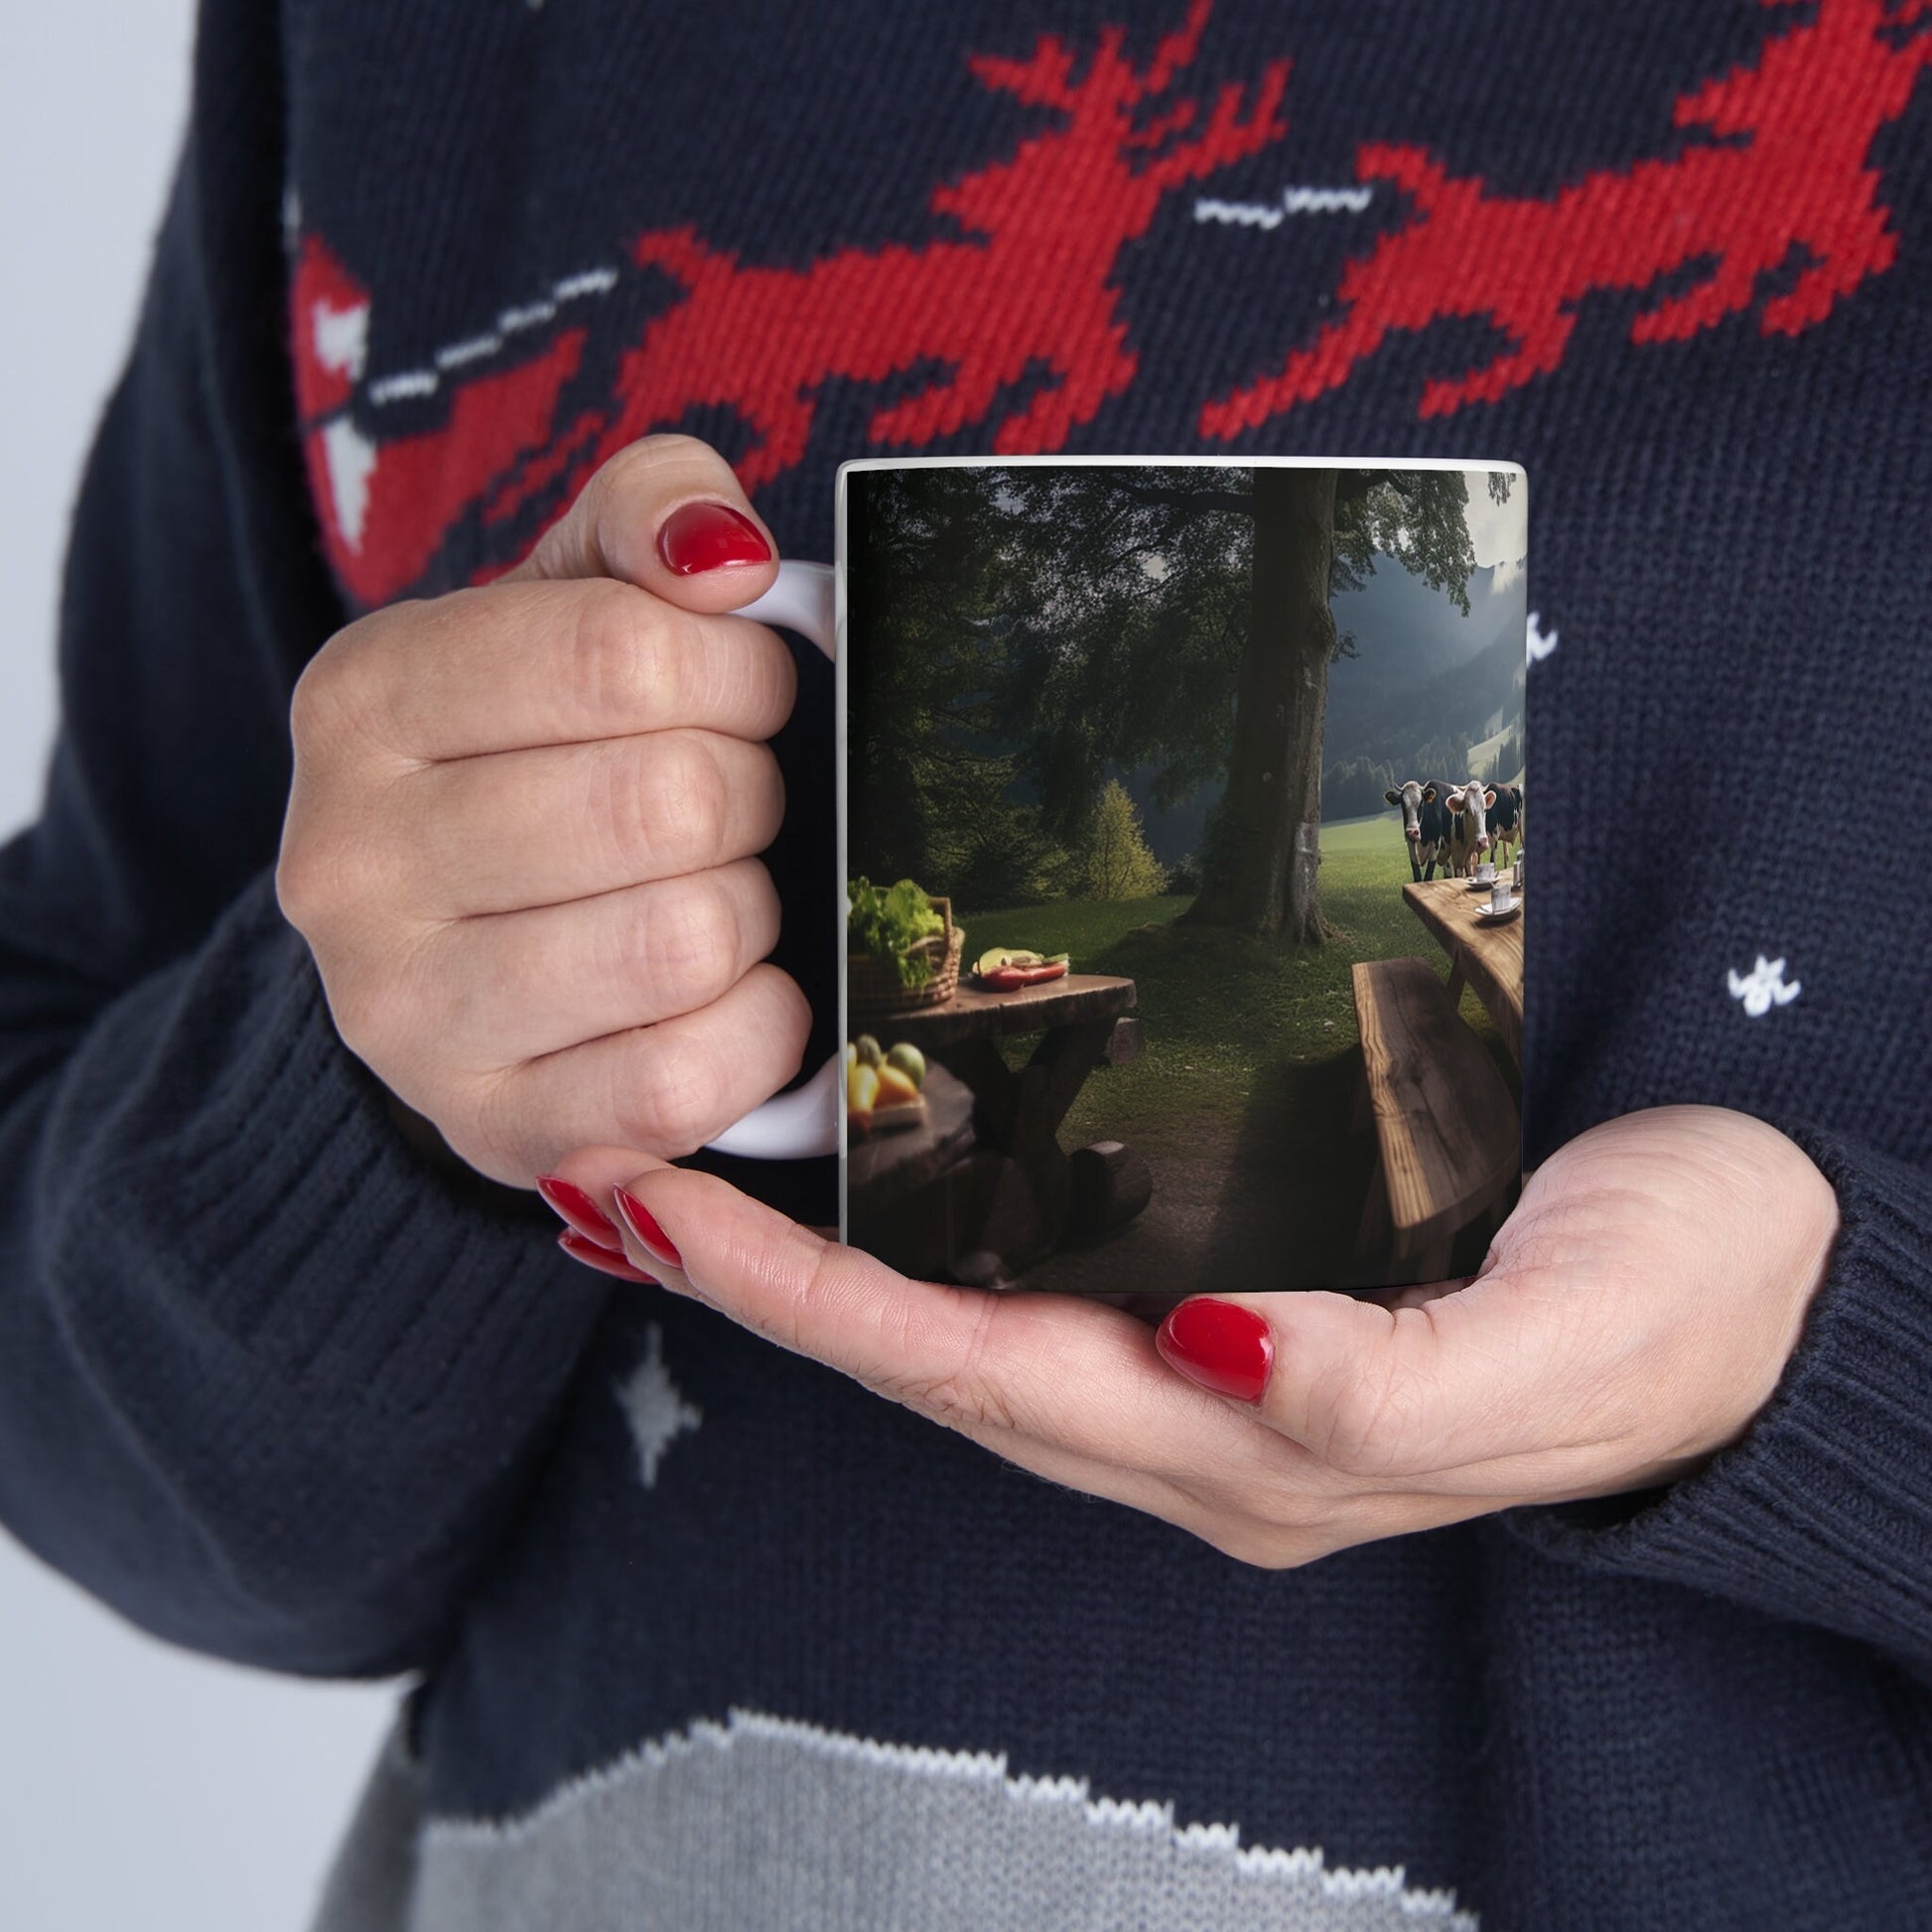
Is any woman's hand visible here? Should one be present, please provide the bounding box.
[277,436,809,1187]
[542,1106,1840,1565]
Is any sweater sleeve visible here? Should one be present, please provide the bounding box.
[0,0,607,1677]
[1505,1127,1932,1678]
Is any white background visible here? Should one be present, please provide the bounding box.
[0,7,396,1926]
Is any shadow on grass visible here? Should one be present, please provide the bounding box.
[954,867,1514,1296]
[1201,1048,1380,1292]
[1019,1045,1381,1298]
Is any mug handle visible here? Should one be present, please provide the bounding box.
[703,560,840,1161]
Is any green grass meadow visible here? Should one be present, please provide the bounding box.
[955,812,1490,1155]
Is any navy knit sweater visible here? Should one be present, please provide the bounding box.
[3,1,1930,1926]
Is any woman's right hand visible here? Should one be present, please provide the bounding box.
[276,435,810,1187]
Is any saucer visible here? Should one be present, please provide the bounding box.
[1474,899,1522,922]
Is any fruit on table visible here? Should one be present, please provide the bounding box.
[973,947,1070,991]
[974,946,1068,978]
[976,954,1070,992]
[847,1049,925,1136]
[875,1064,920,1108]
[885,1041,925,1089]
[846,1060,880,1123]
[855,1034,884,1068]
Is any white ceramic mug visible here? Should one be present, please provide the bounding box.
[1490,878,1514,913]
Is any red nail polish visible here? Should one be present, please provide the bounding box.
[613,1187,683,1269]
[1155,1299,1274,1403]
[657,500,771,575]
[536,1175,623,1251]
[558,1229,659,1285]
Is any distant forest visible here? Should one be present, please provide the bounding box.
[1320,611,1526,819]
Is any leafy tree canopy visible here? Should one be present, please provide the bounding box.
[845,465,1508,909]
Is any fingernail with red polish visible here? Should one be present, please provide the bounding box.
[536,1174,623,1251]
[558,1229,659,1285]
[657,500,771,575]
[613,1188,683,1270]
[1156,1299,1274,1403]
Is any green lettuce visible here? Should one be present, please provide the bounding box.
[847,878,946,990]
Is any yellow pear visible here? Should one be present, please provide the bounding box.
[875,1065,920,1108]
[846,1062,880,1115]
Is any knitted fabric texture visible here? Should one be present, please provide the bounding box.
[1,2,1928,1927]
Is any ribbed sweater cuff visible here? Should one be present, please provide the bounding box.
[1505,1128,1932,1664]
[95,871,602,1418]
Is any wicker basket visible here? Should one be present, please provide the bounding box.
[848,897,962,1017]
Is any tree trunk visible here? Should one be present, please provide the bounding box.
[1183,468,1335,941]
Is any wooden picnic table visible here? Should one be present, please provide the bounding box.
[848,973,1145,1283]
[1402,878,1523,1063]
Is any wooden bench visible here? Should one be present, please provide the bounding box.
[1351,957,1520,1283]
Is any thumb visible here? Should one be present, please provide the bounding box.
[505,432,779,613]
[1155,1278,1569,1484]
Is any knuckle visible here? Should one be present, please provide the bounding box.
[710,620,796,736]
[643,733,729,867]
[461,1064,541,1181]
[569,581,673,723]
[891,1300,1017,1436]
[276,814,373,933]
[735,858,783,954]
[277,776,414,936]
[634,877,742,1007]
[759,1232,852,1358]
[277,832,331,938]
[1313,1354,1428,1478]
[909,1376,1017,1435]
[743,743,787,841]
[746,964,812,1076]
[288,626,369,763]
[273,837,325,930]
[624,966,802,1148]
[582,742,649,880]
[571,446,642,550]
[341,930,443,1071]
[295,603,429,757]
[683,875,746,971]
[624,1032,730,1155]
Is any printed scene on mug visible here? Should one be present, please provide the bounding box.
[841,460,1526,1298]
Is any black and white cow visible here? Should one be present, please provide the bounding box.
[1445,778,1498,877]
[1384,779,1449,882]
[1487,784,1524,866]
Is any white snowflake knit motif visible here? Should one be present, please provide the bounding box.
[615,1324,702,1489]
[1726,955,1801,1017]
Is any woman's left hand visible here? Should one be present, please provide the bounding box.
[541,1105,1840,1567]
